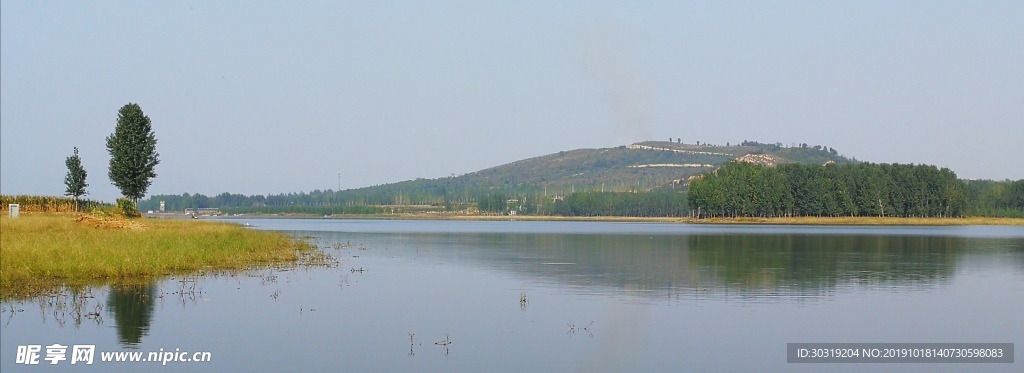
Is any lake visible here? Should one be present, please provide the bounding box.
[2,220,1022,372]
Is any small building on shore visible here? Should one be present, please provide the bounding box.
[184,208,222,216]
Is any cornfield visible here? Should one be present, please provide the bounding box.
[0,195,112,213]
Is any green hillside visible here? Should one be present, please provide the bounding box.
[140,140,852,213]
[413,140,850,195]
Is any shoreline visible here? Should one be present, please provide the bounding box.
[1,213,326,300]
[202,213,1024,226]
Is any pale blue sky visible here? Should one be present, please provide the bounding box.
[2,1,1022,202]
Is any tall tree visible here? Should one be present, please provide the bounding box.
[64,147,89,210]
[106,103,159,204]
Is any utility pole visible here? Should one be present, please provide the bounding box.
[337,172,341,191]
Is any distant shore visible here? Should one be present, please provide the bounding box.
[203,213,1024,226]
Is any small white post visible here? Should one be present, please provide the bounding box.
[9,204,20,218]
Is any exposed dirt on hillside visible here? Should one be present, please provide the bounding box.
[736,153,786,167]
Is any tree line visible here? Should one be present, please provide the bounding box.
[687,161,967,218]
[553,191,688,217]
[142,189,533,215]
[139,162,1022,219]
[964,179,1024,218]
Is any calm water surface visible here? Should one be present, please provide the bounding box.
[2,220,1022,372]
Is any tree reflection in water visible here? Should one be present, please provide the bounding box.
[106,283,156,348]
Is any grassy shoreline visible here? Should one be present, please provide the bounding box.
[1,213,319,300]
[216,213,1024,226]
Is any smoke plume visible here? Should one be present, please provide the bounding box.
[579,22,654,144]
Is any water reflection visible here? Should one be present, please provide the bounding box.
[106,283,157,348]
[2,222,1022,373]
[16,288,105,329]
[323,231,1022,301]
[686,234,963,295]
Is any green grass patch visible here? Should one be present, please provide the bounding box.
[1,213,321,300]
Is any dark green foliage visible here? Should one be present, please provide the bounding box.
[963,179,1024,217]
[740,140,782,152]
[688,162,966,218]
[476,193,508,212]
[63,147,88,210]
[106,103,159,203]
[219,205,388,215]
[686,234,959,290]
[554,191,688,217]
[115,198,141,218]
[1013,180,1024,209]
[107,284,155,347]
[739,140,851,165]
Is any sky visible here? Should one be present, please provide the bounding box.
[2,1,1022,202]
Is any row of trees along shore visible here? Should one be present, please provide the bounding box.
[964,179,1024,218]
[687,161,967,218]
[137,164,1023,219]
[552,191,689,217]
[141,189,687,217]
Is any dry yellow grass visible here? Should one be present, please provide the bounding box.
[1,213,316,300]
[74,213,148,229]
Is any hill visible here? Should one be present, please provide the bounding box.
[420,140,850,193]
[140,140,853,213]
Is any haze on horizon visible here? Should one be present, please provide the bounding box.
[2,1,1022,202]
